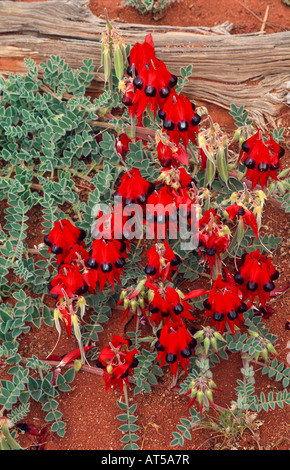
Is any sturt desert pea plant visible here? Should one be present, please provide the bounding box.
[0,14,289,450]
[40,28,290,448]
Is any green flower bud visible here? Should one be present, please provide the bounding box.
[204,336,210,356]
[120,290,127,300]
[213,331,227,343]
[262,348,268,360]
[210,336,217,351]
[148,289,155,302]
[233,128,241,142]
[205,389,213,402]
[208,379,217,389]
[190,387,198,398]
[266,342,276,355]
[194,330,205,340]
[136,279,146,292]
[130,300,137,313]
[197,390,204,404]
[106,365,113,375]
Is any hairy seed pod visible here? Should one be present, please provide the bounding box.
[101,32,106,66]
[237,218,245,245]
[103,44,112,84]
[205,159,216,187]
[113,41,124,81]
[217,145,228,184]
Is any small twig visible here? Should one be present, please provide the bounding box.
[260,5,270,34]
[237,1,282,31]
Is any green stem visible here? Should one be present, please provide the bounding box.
[131,116,136,142]
[123,382,134,448]
[135,309,140,347]
[4,165,15,180]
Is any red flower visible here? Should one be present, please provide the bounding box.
[60,243,90,267]
[87,238,126,291]
[127,34,156,77]
[91,205,129,242]
[97,336,138,394]
[198,146,208,171]
[115,133,132,161]
[115,132,147,161]
[48,264,88,301]
[239,130,285,189]
[225,203,258,239]
[171,186,198,223]
[81,268,99,294]
[115,168,155,206]
[158,91,201,147]
[203,273,247,335]
[146,185,178,240]
[145,241,181,282]
[145,281,196,326]
[125,34,177,119]
[57,304,73,338]
[44,219,86,264]
[198,209,230,275]
[130,60,176,119]
[156,140,189,168]
[155,321,197,376]
[234,249,279,308]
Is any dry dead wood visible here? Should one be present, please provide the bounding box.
[0,0,289,126]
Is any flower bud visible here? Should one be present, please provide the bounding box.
[130,299,137,313]
[204,336,210,356]
[205,389,213,402]
[74,359,82,372]
[194,329,205,340]
[148,289,155,302]
[138,297,145,309]
[106,364,113,374]
[266,342,276,355]
[120,289,127,300]
[213,331,227,343]
[210,336,217,351]
[233,128,241,142]
[277,181,286,195]
[136,279,146,292]
[208,379,217,389]
[262,348,268,360]
[197,390,204,404]
[177,289,185,299]
[190,387,198,398]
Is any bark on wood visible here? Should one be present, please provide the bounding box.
[0,0,289,126]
